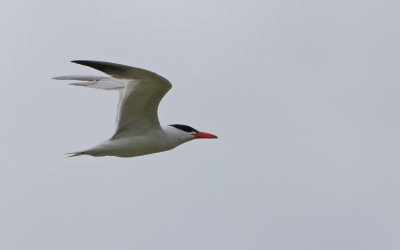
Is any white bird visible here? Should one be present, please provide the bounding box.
[54,60,217,157]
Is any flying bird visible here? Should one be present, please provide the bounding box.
[54,60,217,157]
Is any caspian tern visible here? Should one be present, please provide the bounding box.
[54,60,217,157]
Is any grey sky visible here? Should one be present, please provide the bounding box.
[1,0,399,249]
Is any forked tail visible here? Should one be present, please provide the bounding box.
[65,151,87,157]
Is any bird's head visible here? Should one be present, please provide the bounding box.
[168,124,218,141]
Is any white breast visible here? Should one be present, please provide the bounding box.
[82,126,191,157]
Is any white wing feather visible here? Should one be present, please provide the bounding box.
[52,75,126,90]
[53,75,127,123]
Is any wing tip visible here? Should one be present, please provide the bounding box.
[70,60,116,71]
[71,60,91,66]
[65,151,86,157]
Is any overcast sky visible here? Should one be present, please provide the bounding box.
[1,0,399,249]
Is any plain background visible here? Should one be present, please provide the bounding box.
[1,0,399,249]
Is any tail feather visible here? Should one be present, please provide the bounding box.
[65,151,86,157]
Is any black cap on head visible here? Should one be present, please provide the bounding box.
[169,124,199,133]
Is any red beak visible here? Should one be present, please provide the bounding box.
[194,131,218,139]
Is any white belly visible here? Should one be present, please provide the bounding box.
[87,135,174,157]
[74,126,190,158]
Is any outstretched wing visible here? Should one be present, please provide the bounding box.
[69,60,172,138]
